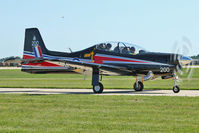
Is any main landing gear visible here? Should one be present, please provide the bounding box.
[134,76,144,91]
[92,68,104,93]
[173,73,180,93]
[93,82,104,93]
[91,69,180,93]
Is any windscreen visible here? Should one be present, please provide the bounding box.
[96,41,148,55]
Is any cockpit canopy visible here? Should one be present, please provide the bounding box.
[96,42,148,55]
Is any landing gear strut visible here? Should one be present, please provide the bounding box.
[173,73,180,93]
[134,76,144,91]
[92,68,104,93]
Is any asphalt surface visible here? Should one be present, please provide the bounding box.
[0,88,199,96]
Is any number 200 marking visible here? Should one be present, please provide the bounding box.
[160,67,170,73]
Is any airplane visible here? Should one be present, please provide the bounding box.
[21,28,192,93]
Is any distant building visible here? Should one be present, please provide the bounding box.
[0,57,21,67]
[192,59,199,65]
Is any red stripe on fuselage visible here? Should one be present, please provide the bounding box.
[94,55,147,64]
[22,55,61,67]
[23,55,35,59]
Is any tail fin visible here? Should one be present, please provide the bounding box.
[23,28,48,59]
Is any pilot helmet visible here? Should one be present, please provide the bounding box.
[106,43,112,49]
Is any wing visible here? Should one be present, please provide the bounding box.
[59,58,133,75]
[22,58,133,75]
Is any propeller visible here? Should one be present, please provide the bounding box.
[171,36,194,84]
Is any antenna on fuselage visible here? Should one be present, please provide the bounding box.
[68,48,72,53]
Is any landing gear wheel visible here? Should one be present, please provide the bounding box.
[173,85,180,93]
[134,81,144,91]
[93,82,104,93]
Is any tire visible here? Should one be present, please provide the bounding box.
[134,81,144,91]
[93,82,104,93]
[173,85,180,93]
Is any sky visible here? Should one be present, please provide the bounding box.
[0,0,198,58]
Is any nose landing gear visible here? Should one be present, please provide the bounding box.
[173,85,180,93]
[173,73,180,93]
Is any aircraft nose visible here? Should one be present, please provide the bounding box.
[179,55,192,65]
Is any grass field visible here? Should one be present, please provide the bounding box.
[0,94,198,133]
[0,68,199,90]
[0,70,199,132]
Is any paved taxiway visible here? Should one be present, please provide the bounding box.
[0,88,199,96]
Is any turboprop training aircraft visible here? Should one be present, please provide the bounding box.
[21,28,192,93]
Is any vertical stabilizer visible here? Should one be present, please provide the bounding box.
[23,28,48,59]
